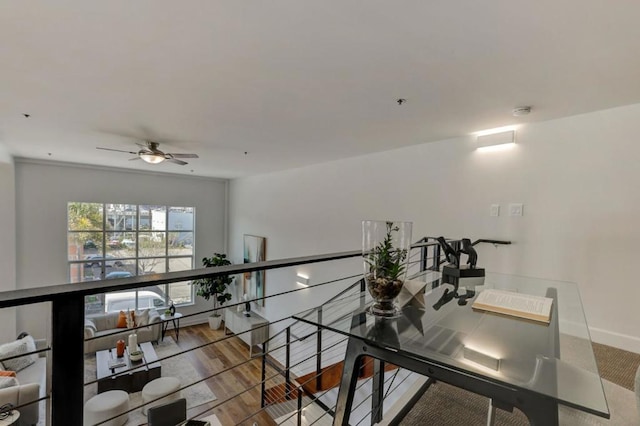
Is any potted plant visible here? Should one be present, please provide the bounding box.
[192,253,235,329]
[362,220,412,317]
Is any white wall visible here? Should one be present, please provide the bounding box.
[14,160,228,337]
[229,102,640,352]
[0,143,17,342]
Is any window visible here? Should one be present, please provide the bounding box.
[67,202,195,314]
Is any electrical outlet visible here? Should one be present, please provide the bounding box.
[490,204,500,217]
[509,203,524,216]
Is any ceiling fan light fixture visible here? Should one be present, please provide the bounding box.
[139,152,165,164]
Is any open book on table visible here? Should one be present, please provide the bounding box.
[472,288,553,324]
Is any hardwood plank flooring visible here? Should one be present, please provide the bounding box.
[167,322,279,426]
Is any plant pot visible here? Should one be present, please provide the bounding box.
[208,314,223,330]
[362,220,412,317]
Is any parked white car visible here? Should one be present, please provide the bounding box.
[104,290,166,312]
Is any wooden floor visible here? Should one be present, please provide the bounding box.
[170,322,280,426]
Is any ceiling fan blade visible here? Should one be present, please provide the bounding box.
[168,153,199,159]
[167,158,188,165]
[128,156,141,161]
[96,147,138,155]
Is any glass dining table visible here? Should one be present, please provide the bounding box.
[292,271,610,426]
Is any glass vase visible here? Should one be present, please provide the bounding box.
[362,220,413,317]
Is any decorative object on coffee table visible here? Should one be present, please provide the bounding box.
[128,333,138,353]
[129,350,143,362]
[362,220,413,317]
[116,339,125,357]
[96,341,161,393]
[192,253,235,330]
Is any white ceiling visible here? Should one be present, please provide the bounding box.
[2,1,640,179]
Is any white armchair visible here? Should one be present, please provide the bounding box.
[0,338,47,426]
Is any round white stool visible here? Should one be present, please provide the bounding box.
[141,377,181,415]
[84,390,129,426]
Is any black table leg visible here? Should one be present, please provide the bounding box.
[173,317,180,342]
[161,320,168,341]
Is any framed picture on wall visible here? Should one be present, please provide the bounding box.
[243,234,266,306]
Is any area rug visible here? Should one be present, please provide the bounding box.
[399,337,640,426]
[398,378,638,426]
[82,336,216,426]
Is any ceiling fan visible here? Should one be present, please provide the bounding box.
[96,141,199,165]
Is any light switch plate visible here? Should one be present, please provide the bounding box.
[509,203,524,216]
[490,204,500,217]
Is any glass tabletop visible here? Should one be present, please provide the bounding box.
[292,271,609,418]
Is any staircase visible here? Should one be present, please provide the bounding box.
[259,237,511,425]
[260,246,430,425]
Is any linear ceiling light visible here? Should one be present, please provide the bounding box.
[477,129,516,151]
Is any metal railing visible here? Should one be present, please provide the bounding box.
[0,237,510,425]
[254,238,510,426]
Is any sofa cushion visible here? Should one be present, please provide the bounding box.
[136,309,150,326]
[88,311,120,331]
[85,310,161,353]
[0,336,38,372]
[85,318,97,333]
[117,311,129,328]
[16,358,46,398]
[0,376,19,389]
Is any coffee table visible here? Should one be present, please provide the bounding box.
[96,341,161,393]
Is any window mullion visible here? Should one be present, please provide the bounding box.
[101,203,106,279]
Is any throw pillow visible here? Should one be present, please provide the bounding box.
[23,334,37,354]
[0,370,16,377]
[117,311,128,328]
[84,319,97,333]
[0,376,19,389]
[135,309,150,326]
[0,338,35,372]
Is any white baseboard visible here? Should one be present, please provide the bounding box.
[589,327,640,354]
[557,319,640,354]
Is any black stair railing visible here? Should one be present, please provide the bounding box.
[256,237,512,425]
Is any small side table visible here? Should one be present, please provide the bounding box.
[160,312,183,342]
[0,410,20,426]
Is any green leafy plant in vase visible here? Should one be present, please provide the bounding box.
[191,253,235,329]
[363,220,413,317]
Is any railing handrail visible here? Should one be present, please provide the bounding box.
[0,241,450,308]
[0,250,362,308]
[262,239,443,345]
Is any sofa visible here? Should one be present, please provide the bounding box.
[0,336,47,426]
[84,309,162,353]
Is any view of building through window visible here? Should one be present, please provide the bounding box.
[67,202,195,314]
